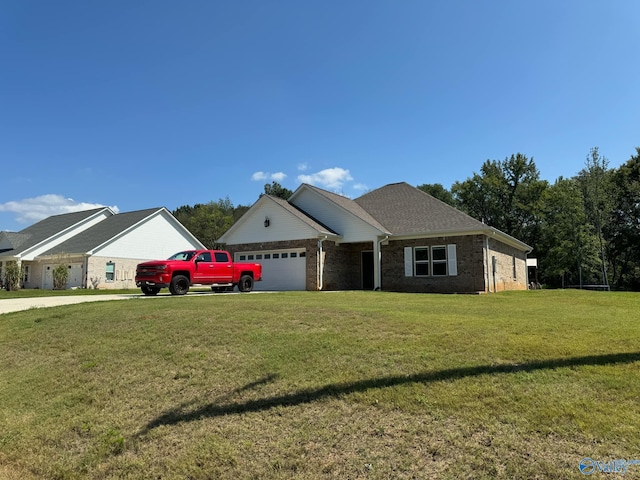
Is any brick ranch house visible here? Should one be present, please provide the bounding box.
[218,182,532,293]
[0,207,204,290]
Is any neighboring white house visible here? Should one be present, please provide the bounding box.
[0,207,204,290]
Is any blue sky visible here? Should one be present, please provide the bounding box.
[1,0,639,232]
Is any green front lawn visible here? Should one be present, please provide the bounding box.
[1,290,638,479]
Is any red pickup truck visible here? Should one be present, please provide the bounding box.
[135,250,262,296]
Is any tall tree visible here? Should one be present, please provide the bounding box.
[173,198,237,249]
[417,183,455,205]
[263,182,293,200]
[577,147,614,287]
[539,177,600,287]
[452,153,547,249]
[606,147,640,289]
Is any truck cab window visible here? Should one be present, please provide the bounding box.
[196,252,212,262]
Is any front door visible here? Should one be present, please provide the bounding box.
[361,251,374,290]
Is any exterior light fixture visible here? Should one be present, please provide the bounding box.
[264,217,270,228]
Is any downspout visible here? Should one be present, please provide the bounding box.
[318,236,327,291]
[83,254,90,289]
[374,235,389,291]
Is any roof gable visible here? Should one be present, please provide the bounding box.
[218,195,340,245]
[0,207,113,258]
[289,184,390,240]
[40,208,167,256]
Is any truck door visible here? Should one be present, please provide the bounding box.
[193,251,215,283]
[212,251,233,283]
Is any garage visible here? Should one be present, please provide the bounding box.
[42,263,83,289]
[236,249,306,291]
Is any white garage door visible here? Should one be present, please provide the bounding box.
[42,263,83,289]
[236,249,306,291]
[68,264,84,288]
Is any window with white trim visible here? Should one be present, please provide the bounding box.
[431,246,447,276]
[105,262,115,282]
[404,244,458,278]
[414,247,430,276]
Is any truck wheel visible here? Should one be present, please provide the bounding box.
[141,285,160,296]
[238,275,254,293]
[170,275,190,295]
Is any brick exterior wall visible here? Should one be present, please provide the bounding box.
[225,234,528,293]
[486,238,528,292]
[87,256,141,290]
[381,235,487,293]
[321,241,371,291]
[226,239,371,291]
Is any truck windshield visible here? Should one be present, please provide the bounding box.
[167,251,196,261]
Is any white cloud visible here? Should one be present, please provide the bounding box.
[353,183,368,192]
[251,171,287,182]
[297,167,354,190]
[0,194,119,226]
[271,172,287,182]
[251,171,268,181]
[297,162,309,171]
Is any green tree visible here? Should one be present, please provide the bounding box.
[417,183,455,205]
[577,147,614,287]
[606,147,640,289]
[452,153,547,248]
[539,177,600,287]
[263,182,293,200]
[173,198,237,249]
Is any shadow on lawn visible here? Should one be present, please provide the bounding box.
[140,351,640,434]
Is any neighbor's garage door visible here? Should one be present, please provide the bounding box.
[236,249,306,291]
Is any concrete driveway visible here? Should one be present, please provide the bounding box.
[0,294,142,315]
[0,290,253,315]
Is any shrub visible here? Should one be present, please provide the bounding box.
[53,264,70,290]
[3,262,22,291]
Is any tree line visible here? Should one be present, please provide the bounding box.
[174,148,640,291]
[172,182,292,249]
[419,147,640,290]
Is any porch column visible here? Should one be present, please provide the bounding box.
[373,236,388,291]
[373,240,381,291]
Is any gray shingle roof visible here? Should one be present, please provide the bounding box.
[40,208,163,256]
[355,182,487,235]
[1,208,109,255]
[0,232,30,252]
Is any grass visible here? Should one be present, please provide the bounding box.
[1,290,639,479]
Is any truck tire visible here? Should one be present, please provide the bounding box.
[141,285,160,296]
[238,275,254,293]
[169,275,190,295]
